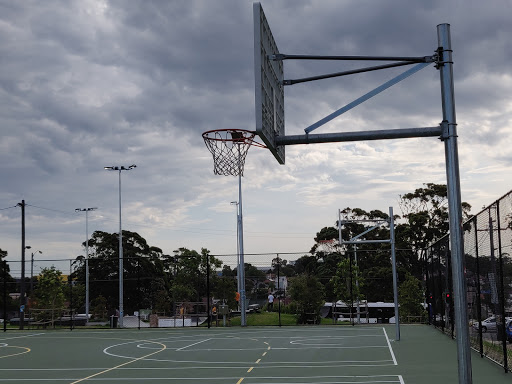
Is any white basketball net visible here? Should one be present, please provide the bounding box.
[202,129,265,176]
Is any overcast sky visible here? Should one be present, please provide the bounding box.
[1,0,511,274]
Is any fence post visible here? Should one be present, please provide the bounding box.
[473,216,484,357]
[429,251,437,327]
[277,254,281,327]
[435,248,444,333]
[137,256,141,330]
[69,260,73,331]
[496,202,509,372]
[349,249,354,326]
[207,253,210,329]
[3,260,6,332]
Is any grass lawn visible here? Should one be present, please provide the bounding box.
[229,311,299,326]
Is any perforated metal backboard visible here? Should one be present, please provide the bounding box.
[254,2,285,164]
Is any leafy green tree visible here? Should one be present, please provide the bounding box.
[243,262,267,303]
[148,278,171,314]
[67,282,85,314]
[306,185,471,304]
[171,247,222,306]
[293,255,320,275]
[91,295,107,320]
[398,183,472,274]
[399,273,425,321]
[74,230,171,315]
[330,257,364,305]
[270,257,295,277]
[0,248,15,312]
[33,266,66,322]
[214,277,237,309]
[289,274,324,324]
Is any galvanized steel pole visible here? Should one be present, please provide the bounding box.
[389,207,400,341]
[19,200,26,330]
[118,168,123,328]
[238,174,247,326]
[85,209,90,321]
[105,165,136,329]
[76,207,96,322]
[437,23,472,383]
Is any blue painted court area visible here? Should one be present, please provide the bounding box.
[0,325,508,383]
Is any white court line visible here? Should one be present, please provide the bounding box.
[175,338,211,351]
[399,375,405,384]
[0,333,45,341]
[0,375,405,382]
[173,345,389,352]
[382,328,397,365]
[0,362,395,372]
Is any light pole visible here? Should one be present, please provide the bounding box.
[104,164,136,328]
[30,249,42,295]
[20,243,30,330]
[75,207,97,321]
[230,201,240,296]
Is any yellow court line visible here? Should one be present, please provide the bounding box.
[70,340,167,384]
[236,378,244,384]
[0,346,30,359]
[255,359,261,364]
[247,367,254,373]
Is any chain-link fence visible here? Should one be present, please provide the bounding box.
[1,247,405,330]
[1,252,307,330]
[425,190,512,372]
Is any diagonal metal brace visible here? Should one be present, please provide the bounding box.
[304,62,432,134]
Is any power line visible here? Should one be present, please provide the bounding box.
[0,205,18,211]
[21,203,315,239]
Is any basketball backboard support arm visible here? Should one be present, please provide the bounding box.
[272,53,434,62]
[282,61,418,86]
[277,125,443,146]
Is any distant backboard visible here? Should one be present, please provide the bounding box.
[254,2,285,164]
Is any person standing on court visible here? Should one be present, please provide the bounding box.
[267,292,274,311]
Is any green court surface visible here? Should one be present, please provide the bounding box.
[0,324,509,383]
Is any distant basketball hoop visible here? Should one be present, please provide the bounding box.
[202,129,265,176]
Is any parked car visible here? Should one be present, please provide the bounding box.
[506,319,512,343]
[473,316,512,333]
[477,316,497,332]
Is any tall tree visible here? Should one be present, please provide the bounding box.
[171,247,222,306]
[398,273,425,321]
[330,257,364,305]
[74,230,171,316]
[289,274,325,324]
[0,248,15,312]
[398,182,472,251]
[33,266,66,322]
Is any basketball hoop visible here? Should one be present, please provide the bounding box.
[202,129,266,176]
